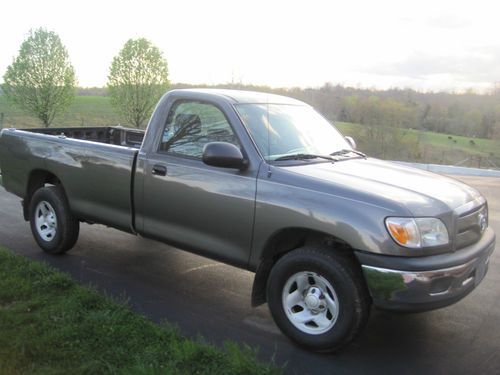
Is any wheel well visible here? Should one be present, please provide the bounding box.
[251,228,355,307]
[23,170,61,221]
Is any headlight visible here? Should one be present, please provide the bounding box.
[479,205,488,233]
[385,217,449,248]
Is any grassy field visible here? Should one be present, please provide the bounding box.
[0,247,280,374]
[1,94,499,168]
[0,95,122,128]
[336,121,500,168]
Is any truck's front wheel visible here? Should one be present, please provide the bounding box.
[267,247,371,352]
[29,186,79,254]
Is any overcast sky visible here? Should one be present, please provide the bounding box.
[1,0,499,92]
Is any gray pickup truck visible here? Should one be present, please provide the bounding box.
[0,89,495,352]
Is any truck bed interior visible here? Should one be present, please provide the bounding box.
[23,126,145,148]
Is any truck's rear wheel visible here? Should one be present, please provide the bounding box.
[29,186,79,254]
[267,247,371,352]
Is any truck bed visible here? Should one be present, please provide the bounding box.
[0,127,139,233]
[23,126,145,148]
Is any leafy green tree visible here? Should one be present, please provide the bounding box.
[108,38,169,128]
[2,28,76,127]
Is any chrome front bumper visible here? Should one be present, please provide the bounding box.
[360,230,495,311]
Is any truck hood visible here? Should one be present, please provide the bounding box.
[283,158,482,216]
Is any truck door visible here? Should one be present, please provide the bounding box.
[141,100,258,267]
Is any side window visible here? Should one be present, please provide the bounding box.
[159,101,240,158]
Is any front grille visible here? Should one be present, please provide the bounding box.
[455,203,487,250]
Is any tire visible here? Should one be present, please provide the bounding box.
[266,246,371,352]
[29,185,79,255]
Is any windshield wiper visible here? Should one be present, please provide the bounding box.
[274,153,335,162]
[330,149,366,158]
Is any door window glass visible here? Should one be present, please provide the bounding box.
[159,101,239,158]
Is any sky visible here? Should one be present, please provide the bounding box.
[1,0,500,92]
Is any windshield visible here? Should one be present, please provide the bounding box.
[235,104,350,161]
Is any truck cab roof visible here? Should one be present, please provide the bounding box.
[168,88,306,106]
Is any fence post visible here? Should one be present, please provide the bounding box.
[0,113,4,129]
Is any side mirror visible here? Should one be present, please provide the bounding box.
[345,136,356,150]
[202,142,247,170]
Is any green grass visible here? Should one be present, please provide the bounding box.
[0,247,281,375]
[56,96,123,127]
[415,129,499,156]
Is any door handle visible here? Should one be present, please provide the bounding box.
[152,164,167,176]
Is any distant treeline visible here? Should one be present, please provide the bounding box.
[299,84,500,140]
[77,83,500,140]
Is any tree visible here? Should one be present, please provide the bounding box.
[108,38,169,128]
[480,112,495,139]
[2,28,76,127]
